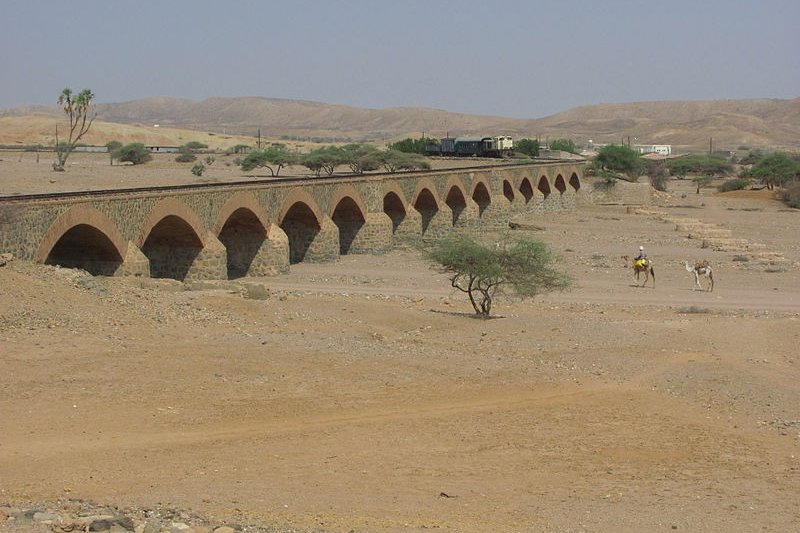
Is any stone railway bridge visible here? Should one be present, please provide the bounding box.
[0,161,584,281]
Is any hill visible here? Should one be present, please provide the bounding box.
[2,96,799,151]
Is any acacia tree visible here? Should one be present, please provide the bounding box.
[423,234,571,317]
[341,143,382,174]
[54,88,95,171]
[240,144,296,176]
[750,152,800,190]
[301,146,345,176]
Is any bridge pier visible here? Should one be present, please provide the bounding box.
[185,233,227,280]
[117,242,150,277]
[392,209,422,239]
[347,212,393,255]
[302,216,340,263]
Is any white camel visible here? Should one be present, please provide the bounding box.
[685,260,714,292]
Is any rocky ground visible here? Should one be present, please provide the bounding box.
[1,177,799,533]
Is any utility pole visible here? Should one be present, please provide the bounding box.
[257,128,262,150]
[709,137,713,154]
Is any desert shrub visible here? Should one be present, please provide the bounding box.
[204,155,215,165]
[190,163,205,176]
[717,178,751,192]
[548,138,578,154]
[388,136,438,154]
[113,143,152,165]
[593,144,643,177]
[175,151,196,163]
[516,138,540,157]
[781,181,800,208]
[183,141,208,151]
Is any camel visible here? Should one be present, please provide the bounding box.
[622,255,655,288]
[685,260,714,291]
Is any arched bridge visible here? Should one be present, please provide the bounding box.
[0,161,584,281]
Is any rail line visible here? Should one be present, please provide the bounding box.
[0,160,574,203]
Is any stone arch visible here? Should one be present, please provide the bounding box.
[214,193,272,279]
[383,191,407,234]
[139,199,207,280]
[277,190,324,264]
[569,172,581,191]
[138,198,207,249]
[537,175,552,198]
[36,205,127,276]
[331,196,366,255]
[444,185,468,226]
[213,192,271,236]
[554,174,567,194]
[519,177,534,204]
[503,180,515,203]
[327,185,368,221]
[413,188,439,235]
[471,179,492,218]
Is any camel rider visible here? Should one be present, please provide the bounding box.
[634,246,648,268]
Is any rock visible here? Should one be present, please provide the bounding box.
[213,526,236,533]
[242,283,269,300]
[33,511,61,522]
[142,519,161,533]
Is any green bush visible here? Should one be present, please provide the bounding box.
[190,163,205,176]
[717,178,751,192]
[593,144,643,177]
[112,143,152,165]
[175,151,196,163]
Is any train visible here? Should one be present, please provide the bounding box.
[424,135,514,158]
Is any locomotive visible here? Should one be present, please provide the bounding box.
[425,135,514,158]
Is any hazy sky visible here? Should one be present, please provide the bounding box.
[1,0,797,118]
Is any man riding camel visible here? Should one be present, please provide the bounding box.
[633,245,648,268]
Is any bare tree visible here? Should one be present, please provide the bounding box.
[53,88,95,171]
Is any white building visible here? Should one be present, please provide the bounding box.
[634,144,672,156]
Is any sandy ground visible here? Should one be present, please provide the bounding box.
[1,168,799,532]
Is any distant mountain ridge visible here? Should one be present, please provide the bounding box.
[2,96,798,150]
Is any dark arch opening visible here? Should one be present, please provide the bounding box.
[45,224,123,276]
[218,208,267,279]
[142,215,203,280]
[503,181,515,203]
[331,197,366,255]
[445,187,467,226]
[555,175,567,193]
[383,192,406,234]
[280,202,321,264]
[414,189,438,235]
[569,173,581,191]
[537,176,551,198]
[519,178,534,204]
[472,182,491,218]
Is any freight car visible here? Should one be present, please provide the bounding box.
[425,135,514,158]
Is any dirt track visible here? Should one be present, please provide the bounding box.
[1,177,799,533]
